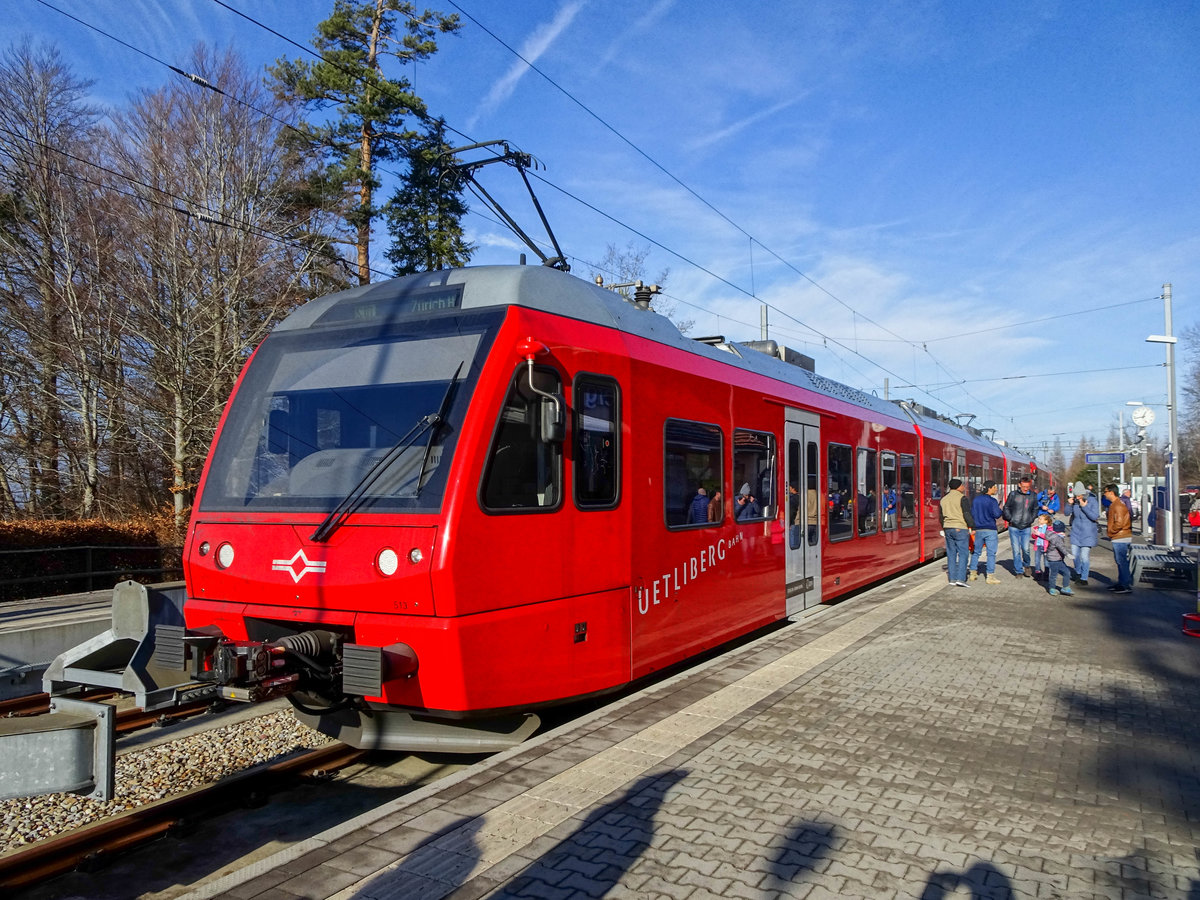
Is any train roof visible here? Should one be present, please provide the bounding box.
[275,265,1025,453]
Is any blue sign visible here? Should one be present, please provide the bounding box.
[1085,452,1126,464]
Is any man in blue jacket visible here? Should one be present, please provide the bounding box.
[967,480,1004,583]
[1066,481,1099,584]
[1038,486,1061,519]
[1002,475,1040,576]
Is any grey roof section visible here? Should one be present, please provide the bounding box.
[899,404,1034,465]
[275,265,996,438]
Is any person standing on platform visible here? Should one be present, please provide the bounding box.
[1067,481,1099,584]
[1038,486,1061,520]
[1002,475,1039,576]
[940,478,975,586]
[967,480,1003,583]
[1104,484,1133,593]
[1045,520,1074,596]
[1031,513,1053,581]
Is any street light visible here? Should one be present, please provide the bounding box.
[1146,283,1179,547]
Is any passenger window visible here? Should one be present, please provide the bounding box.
[733,429,774,523]
[481,366,562,511]
[857,447,878,536]
[574,376,619,509]
[828,443,853,542]
[664,419,723,528]
[899,454,916,528]
[806,440,820,546]
[787,440,802,549]
[881,451,897,532]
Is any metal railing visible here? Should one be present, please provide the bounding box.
[0,545,182,600]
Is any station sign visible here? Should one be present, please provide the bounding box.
[1085,452,1126,464]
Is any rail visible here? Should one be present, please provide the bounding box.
[0,741,366,888]
[0,545,182,601]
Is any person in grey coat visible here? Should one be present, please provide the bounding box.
[1066,480,1100,584]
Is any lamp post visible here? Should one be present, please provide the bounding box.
[1146,282,1179,547]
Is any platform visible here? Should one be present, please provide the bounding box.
[119,546,1200,898]
[0,590,112,700]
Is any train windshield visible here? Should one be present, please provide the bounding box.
[198,311,500,513]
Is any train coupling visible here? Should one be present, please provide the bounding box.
[0,582,336,803]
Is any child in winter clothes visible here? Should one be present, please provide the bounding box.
[1031,513,1053,580]
[1046,520,1073,596]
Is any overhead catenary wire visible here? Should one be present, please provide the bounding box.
[200,0,1003,415]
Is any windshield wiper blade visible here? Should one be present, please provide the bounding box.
[415,362,463,496]
[309,363,464,544]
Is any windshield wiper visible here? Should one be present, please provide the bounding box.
[309,362,464,543]
[416,362,463,495]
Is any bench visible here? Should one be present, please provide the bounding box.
[1132,545,1197,589]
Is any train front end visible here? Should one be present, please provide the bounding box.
[180,273,544,751]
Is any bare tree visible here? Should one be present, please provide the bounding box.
[109,46,338,530]
[587,241,693,334]
[0,41,100,516]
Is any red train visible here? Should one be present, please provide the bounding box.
[179,265,1043,751]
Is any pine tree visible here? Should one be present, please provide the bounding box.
[384,118,473,274]
[269,0,460,284]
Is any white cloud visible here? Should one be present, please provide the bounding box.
[467,1,585,129]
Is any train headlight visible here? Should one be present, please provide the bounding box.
[216,542,235,569]
[408,548,423,565]
[198,541,210,557]
[376,547,399,576]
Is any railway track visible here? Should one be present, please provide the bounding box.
[0,741,367,889]
[0,691,214,734]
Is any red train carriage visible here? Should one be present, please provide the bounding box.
[180,265,1032,751]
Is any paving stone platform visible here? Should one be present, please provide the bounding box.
[183,542,1200,900]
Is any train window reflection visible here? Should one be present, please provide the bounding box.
[827,443,853,542]
[899,453,916,528]
[881,451,897,532]
[857,447,878,536]
[806,440,820,546]
[733,429,774,523]
[574,376,619,509]
[664,419,723,529]
[481,366,563,512]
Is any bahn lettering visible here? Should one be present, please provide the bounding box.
[637,534,744,615]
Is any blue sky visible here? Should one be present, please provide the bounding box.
[8,0,1199,462]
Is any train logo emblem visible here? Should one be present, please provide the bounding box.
[271,550,328,582]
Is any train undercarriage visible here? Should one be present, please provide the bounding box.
[0,581,538,802]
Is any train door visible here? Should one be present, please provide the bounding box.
[785,409,821,615]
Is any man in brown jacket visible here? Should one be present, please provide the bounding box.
[1104,484,1133,593]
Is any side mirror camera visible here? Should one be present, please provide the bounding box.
[539,395,566,444]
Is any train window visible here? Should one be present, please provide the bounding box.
[968,464,984,497]
[957,449,967,479]
[733,429,774,523]
[930,458,947,513]
[573,376,620,510]
[899,454,916,528]
[807,440,820,546]
[827,443,853,542]
[664,419,723,529]
[481,366,563,512]
[880,452,897,532]
[857,447,878,536]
